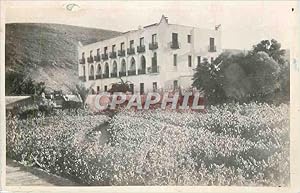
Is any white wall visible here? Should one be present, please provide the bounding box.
[78,16,221,93]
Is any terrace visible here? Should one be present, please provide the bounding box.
[110,72,118,78]
[79,76,86,82]
[137,45,146,53]
[118,50,126,57]
[127,47,135,55]
[109,51,117,59]
[87,56,93,63]
[170,41,180,49]
[149,42,158,50]
[88,75,94,80]
[119,71,126,77]
[102,53,109,60]
[208,45,217,52]
[94,55,101,62]
[95,74,102,79]
[79,58,85,64]
[128,70,136,76]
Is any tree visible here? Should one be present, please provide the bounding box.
[252,39,287,65]
[244,52,281,100]
[251,39,289,100]
[69,83,94,108]
[5,70,46,96]
[192,39,288,104]
[108,77,132,94]
[192,57,226,104]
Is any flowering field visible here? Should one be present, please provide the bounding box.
[6,103,289,186]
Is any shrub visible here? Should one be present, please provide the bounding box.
[6,103,289,186]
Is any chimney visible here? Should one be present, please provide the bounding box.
[160,14,169,24]
[215,24,221,31]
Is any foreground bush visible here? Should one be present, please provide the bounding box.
[6,103,289,186]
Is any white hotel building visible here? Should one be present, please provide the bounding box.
[78,15,222,94]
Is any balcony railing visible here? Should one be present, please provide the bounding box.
[87,56,94,63]
[89,75,94,80]
[128,70,136,76]
[119,71,126,77]
[137,45,146,53]
[127,47,135,55]
[138,69,146,75]
[110,72,118,78]
[94,55,101,62]
[149,42,158,50]
[118,50,126,57]
[79,58,85,64]
[148,66,159,73]
[103,73,109,79]
[95,74,102,79]
[102,53,109,60]
[170,41,180,49]
[79,76,86,81]
[208,45,217,52]
[109,51,117,59]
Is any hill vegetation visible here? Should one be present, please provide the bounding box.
[5,23,121,95]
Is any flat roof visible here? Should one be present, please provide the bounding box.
[81,21,217,48]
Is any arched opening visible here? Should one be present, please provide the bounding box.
[128,57,136,76]
[151,52,158,73]
[104,62,109,78]
[83,66,86,76]
[96,64,101,79]
[120,59,126,77]
[111,61,118,77]
[139,55,146,74]
[80,66,86,81]
[89,65,94,80]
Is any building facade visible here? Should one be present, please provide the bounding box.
[78,15,222,94]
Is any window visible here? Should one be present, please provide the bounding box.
[112,45,116,52]
[120,42,125,51]
[90,50,93,56]
[188,55,192,67]
[121,59,126,72]
[130,40,134,48]
[211,57,214,63]
[97,86,100,93]
[153,82,157,92]
[173,54,177,66]
[140,83,144,94]
[104,85,107,91]
[197,56,201,66]
[140,37,144,46]
[129,84,134,93]
[97,49,100,56]
[173,80,178,90]
[152,34,157,43]
[104,47,108,54]
[152,52,158,72]
[187,35,191,43]
[82,52,85,58]
[209,37,215,51]
[83,66,86,76]
[172,33,178,43]
[89,65,94,76]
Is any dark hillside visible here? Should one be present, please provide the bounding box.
[5,23,121,94]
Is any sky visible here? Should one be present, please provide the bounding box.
[4,1,298,50]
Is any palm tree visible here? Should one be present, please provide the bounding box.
[108,77,132,93]
[69,83,94,108]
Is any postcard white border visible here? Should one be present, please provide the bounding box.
[0,1,299,193]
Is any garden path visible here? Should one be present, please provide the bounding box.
[6,159,77,186]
